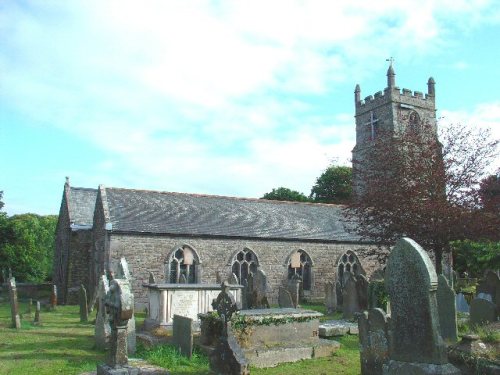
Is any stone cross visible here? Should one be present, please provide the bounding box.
[384,238,460,374]
[33,301,41,326]
[50,284,57,309]
[212,281,238,337]
[8,277,21,329]
[95,275,111,350]
[79,284,89,322]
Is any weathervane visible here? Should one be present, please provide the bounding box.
[386,57,395,66]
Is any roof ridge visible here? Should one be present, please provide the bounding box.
[105,186,345,208]
[70,187,98,192]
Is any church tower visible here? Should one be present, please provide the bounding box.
[351,63,437,196]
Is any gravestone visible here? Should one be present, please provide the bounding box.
[95,275,111,350]
[210,281,249,375]
[383,238,460,375]
[8,277,21,329]
[50,284,57,309]
[358,308,390,375]
[278,286,294,308]
[476,270,500,313]
[357,274,369,311]
[148,272,156,284]
[251,268,270,309]
[173,315,193,358]
[229,273,239,285]
[79,284,89,322]
[336,280,343,309]
[287,274,301,308]
[113,258,136,355]
[470,298,497,325]
[437,275,458,342]
[325,281,336,314]
[342,273,360,320]
[33,301,41,326]
[97,278,136,375]
[455,293,470,313]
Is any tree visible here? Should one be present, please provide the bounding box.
[310,165,352,204]
[452,240,500,277]
[0,214,58,282]
[479,173,500,213]
[344,124,499,274]
[261,187,309,202]
[0,191,4,211]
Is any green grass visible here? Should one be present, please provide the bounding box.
[0,300,361,374]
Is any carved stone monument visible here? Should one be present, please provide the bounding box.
[383,238,460,374]
[114,258,136,355]
[95,275,111,350]
[8,277,21,329]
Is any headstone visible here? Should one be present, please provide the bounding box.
[148,272,156,284]
[173,315,193,358]
[97,278,135,375]
[476,269,500,312]
[209,281,249,375]
[342,273,360,320]
[356,274,369,311]
[278,286,294,308]
[179,274,188,284]
[79,284,89,322]
[252,268,270,308]
[358,308,390,375]
[229,273,239,285]
[455,293,470,313]
[50,284,57,309]
[383,238,460,375]
[436,275,458,342]
[8,277,21,329]
[287,274,301,308]
[33,301,41,326]
[325,281,337,314]
[470,298,497,325]
[95,275,111,350]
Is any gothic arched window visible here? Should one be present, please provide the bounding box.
[166,245,200,284]
[337,250,363,288]
[231,248,258,286]
[408,111,421,134]
[287,250,313,291]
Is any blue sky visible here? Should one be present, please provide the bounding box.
[1,0,499,216]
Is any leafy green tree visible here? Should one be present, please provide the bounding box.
[310,165,352,204]
[0,191,4,210]
[261,187,309,202]
[0,214,58,282]
[452,240,500,277]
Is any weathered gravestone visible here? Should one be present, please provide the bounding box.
[278,286,294,308]
[358,308,390,375]
[437,275,458,342]
[470,298,497,325]
[209,281,249,375]
[342,273,360,320]
[325,281,337,314]
[357,274,369,311]
[79,284,89,322]
[114,258,136,355]
[50,284,57,309]
[287,274,301,308]
[33,301,41,326]
[173,315,193,359]
[95,275,111,350]
[455,293,470,313]
[8,277,21,329]
[148,272,156,284]
[248,268,269,309]
[97,279,137,375]
[383,238,460,375]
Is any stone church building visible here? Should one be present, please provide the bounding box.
[54,66,436,308]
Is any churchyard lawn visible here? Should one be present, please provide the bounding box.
[0,301,360,375]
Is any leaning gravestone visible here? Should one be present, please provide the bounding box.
[173,315,193,358]
[437,275,458,342]
[278,286,294,308]
[8,277,21,329]
[79,284,89,322]
[95,275,111,350]
[470,298,497,325]
[33,301,41,326]
[358,308,390,375]
[383,238,460,374]
[342,273,360,320]
[356,274,369,311]
[325,281,336,314]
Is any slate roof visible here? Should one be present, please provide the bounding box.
[103,187,361,242]
[68,187,97,226]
